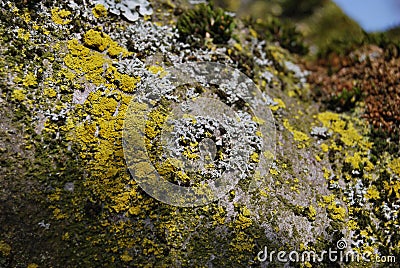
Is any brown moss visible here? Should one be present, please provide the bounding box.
[307,44,400,136]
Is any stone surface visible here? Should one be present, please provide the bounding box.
[0,0,398,267]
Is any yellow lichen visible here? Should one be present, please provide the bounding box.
[249,28,258,38]
[388,158,400,176]
[59,68,76,80]
[263,150,274,160]
[145,108,169,139]
[111,192,131,213]
[176,171,192,184]
[83,29,131,57]
[120,251,133,262]
[269,168,279,175]
[64,36,138,92]
[108,42,130,57]
[322,167,331,180]
[212,206,226,225]
[259,189,269,197]
[92,4,108,18]
[53,207,67,220]
[148,65,166,77]
[307,205,316,221]
[364,160,374,172]
[44,87,57,98]
[0,240,11,256]
[70,90,137,215]
[323,195,346,221]
[365,185,380,200]
[360,230,368,238]
[51,8,71,25]
[64,38,110,85]
[317,112,372,150]
[11,89,26,101]
[74,122,97,146]
[250,152,260,162]
[115,73,140,93]
[234,207,253,229]
[233,43,243,51]
[269,98,286,111]
[329,141,342,151]
[384,180,400,199]
[83,29,110,51]
[345,152,374,172]
[23,72,37,87]
[252,116,265,125]
[320,143,329,153]
[345,152,364,169]
[62,232,70,241]
[17,28,30,41]
[182,147,199,160]
[283,119,309,142]
[327,203,346,221]
[347,219,358,230]
[157,158,178,177]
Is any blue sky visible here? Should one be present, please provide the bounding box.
[333,0,400,32]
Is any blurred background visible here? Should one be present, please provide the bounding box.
[211,0,400,53]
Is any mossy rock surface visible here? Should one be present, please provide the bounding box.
[0,0,399,267]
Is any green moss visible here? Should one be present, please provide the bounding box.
[176,3,235,47]
[318,31,400,60]
[246,16,308,55]
[370,128,399,158]
[327,86,362,112]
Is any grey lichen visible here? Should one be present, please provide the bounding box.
[92,0,153,21]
